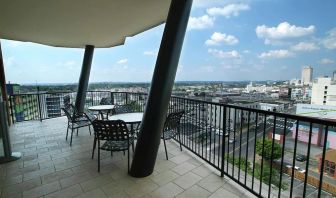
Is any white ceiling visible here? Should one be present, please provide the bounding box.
[0,0,171,48]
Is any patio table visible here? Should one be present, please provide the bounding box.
[108,112,143,135]
[88,105,115,120]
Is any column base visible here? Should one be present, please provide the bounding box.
[0,152,22,164]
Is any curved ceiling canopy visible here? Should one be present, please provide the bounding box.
[0,0,170,48]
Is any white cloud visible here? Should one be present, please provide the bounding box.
[291,42,319,52]
[322,28,336,49]
[258,50,294,59]
[208,49,241,59]
[207,3,250,18]
[188,15,214,30]
[117,59,128,64]
[319,58,334,64]
[205,32,238,46]
[256,22,315,43]
[143,51,157,56]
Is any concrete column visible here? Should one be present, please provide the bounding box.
[75,45,94,113]
[130,0,193,177]
[0,42,11,125]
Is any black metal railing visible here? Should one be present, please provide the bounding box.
[8,91,336,197]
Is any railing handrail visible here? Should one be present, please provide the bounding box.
[8,91,336,127]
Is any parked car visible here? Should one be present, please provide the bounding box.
[229,138,235,144]
[296,154,307,162]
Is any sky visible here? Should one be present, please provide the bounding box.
[2,0,336,84]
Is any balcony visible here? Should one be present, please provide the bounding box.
[0,116,250,198]
[3,91,336,198]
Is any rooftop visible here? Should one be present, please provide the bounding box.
[0,117,251,198]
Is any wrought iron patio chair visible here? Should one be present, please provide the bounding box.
[61,104,95,146]
[161,110,185,160]
[114,104,134,114]
[91,120,134,172]
[96,97,113,120]
[99,97,112,105]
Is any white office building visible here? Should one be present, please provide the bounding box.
[311,77,336,106]
[301,66,313,85]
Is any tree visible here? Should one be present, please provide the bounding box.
[256,138,282,161]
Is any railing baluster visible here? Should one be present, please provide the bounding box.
[252,113,258,190]
[318,125,329,197]
[238,109,243,182]
[303,122,313,197]
[259,113,267,196]
[268,115,277,198]
[221,105,226,177]
[227,107,231,174]
[244,110,251,186]
[290,120,300,198]
[232,108,237,177]
[278,117,287,197]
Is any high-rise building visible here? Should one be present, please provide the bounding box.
[301,66,313,85]
[311,77,336,106]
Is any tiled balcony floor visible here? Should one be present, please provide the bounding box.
[0,117,254,198]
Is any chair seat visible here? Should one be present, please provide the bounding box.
[71,120,91,128]
[100,139,133,151]
[162,129,178,140]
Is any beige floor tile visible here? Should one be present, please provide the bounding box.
[175,185,211,198]
[45,184,83,198]
[172,161,197,175]
[80,174,114,192]
[173,172,202,190]
[169,154,191,165]
[75,188,107,198]
[208,187,240,198]
[197,173,227,193]
[150,182,184,198]
[101,178,134,195]
[192,165,213,178]
[22,180,61,198]
[125,180,159,198]
[151,170,180,186]
[59,171,95,188]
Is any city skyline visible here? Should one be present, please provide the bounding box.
[2,0,336,84]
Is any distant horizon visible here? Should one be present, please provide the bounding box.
[12,80,290,86]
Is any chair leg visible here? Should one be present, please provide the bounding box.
[66,124,69,141]
[89,126,91,135]
[76,129,79,136]
[91,136,96,159]
[163,138,168,160]
[98,140,100,172]
[127,149,130,173]
[70,127,74,146]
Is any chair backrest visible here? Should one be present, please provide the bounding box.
[163,110,185,132]
[61,104,80,122]
[114,104,134,114]
[92,120,130,141]
[100,97,112,105]
[63,95,71,107]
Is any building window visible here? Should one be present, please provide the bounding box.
[325,160,335,176]
[324,91,328,94]
[325,86,328,89]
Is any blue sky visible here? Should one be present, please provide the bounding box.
[2,0,336,84]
